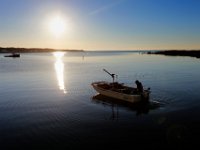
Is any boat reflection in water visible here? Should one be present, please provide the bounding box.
[53,52,67,94]
[92,94,160,117]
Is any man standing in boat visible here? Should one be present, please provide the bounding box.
[135,80,143,93]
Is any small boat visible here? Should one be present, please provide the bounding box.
[4,53,20,57]
[91,69,151,103]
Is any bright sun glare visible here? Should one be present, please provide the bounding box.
[49,15,66,38]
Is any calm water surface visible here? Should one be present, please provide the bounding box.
[0,51,200,149]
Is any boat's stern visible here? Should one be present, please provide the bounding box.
[142,88,151,99]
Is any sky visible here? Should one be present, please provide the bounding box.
[0,0,200,50]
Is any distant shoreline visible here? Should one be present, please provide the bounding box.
[147,50,200,58]
[0,47,84,53]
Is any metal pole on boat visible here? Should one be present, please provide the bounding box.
[103,69,116,83]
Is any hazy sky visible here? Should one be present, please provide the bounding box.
[0,0,200,50]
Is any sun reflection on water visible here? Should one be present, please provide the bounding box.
[53,52,67,94]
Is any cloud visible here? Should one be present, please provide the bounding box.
[89,0,125,16]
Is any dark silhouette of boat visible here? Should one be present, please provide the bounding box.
[91,69,151,103]
[4,53,20,58]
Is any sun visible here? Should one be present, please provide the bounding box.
[49,15,66,38]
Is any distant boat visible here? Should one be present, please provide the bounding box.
[91,69,151,103]
[4,53,20,57]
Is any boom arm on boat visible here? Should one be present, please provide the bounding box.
[103,69,117,83]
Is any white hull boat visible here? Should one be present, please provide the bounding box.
[91,81,150,103]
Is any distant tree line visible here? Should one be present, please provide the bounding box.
[147,50,200,58]
[0,47,84,53]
